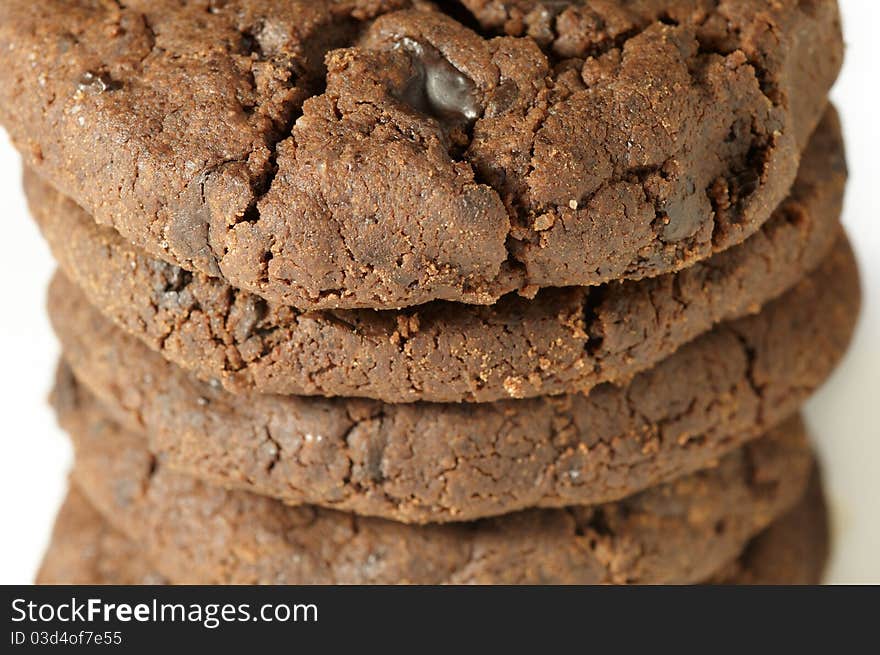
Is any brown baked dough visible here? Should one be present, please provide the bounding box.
[0,0,842,309]
[28,108,845,402]
[35,471,829,585]
[48,237,859,523]
[59,393,812,584]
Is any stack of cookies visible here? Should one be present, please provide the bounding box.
[0,0,858,584]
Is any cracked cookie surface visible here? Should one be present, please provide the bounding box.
[57,392,812,584]
[37,471,829,585]
[36,468,829,585]
[29,108,845,402]
[49,237,859,523]
[0,0,842,309]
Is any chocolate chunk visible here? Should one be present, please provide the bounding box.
[77,71,116,94]
[395,37,482,127]
[25,108,847,403]
[0,0,845,310]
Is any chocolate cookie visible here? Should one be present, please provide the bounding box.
[1,1,842,309]
[29,108,846,403]
[36,470,829,585]
[59,389,812,585]
[711,468,829,585]
[49,237,859,523]
[35,487,166,586]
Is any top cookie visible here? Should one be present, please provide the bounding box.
[0,0,842,309]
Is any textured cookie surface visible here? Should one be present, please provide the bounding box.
[36,472,829,585]
[35,487,166,585]
[711,468,829,585]
[1,0,842,309]
[59,392,811,585]
[30,108,845,402]
[50,238,859,523]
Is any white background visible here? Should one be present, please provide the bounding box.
[0,1,877,584]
